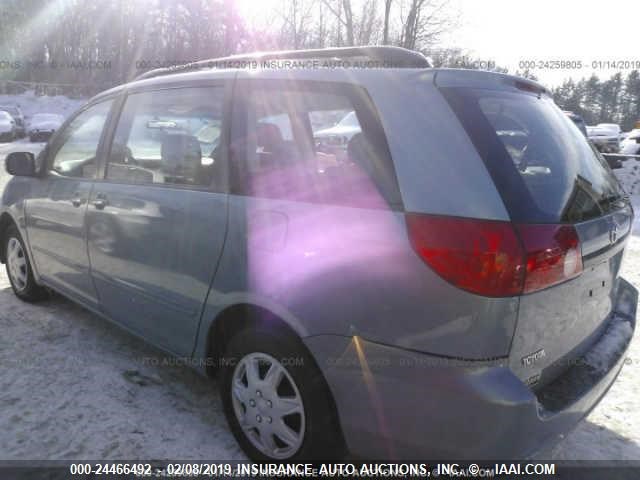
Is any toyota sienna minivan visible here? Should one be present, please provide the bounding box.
[1,47,637,461]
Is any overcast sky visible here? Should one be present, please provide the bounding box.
[446,0,640,86]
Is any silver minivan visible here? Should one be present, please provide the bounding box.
[1,47,637,461]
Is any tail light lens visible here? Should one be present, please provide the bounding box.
[405,214,525,297]
[516,224,582,293]
[405,214,583,297]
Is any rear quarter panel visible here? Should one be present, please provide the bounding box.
[196,195,519,361]
[194,69,520,362]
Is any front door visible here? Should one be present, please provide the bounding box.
[25,99,114,308]
[86,85,229,355]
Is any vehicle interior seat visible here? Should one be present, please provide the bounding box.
[160,132,203,185]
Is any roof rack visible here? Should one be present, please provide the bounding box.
[135,46,430,81]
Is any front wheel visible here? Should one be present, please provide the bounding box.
[220,328,344,462]
[4,225,48,302]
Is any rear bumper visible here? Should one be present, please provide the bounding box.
[304,278,637,460]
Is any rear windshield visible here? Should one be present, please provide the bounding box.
[442,88,626,223]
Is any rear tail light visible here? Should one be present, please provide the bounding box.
[405,214,525,297]
[405,214,582,297]
[516,224,582,293]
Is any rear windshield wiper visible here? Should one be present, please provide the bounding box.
[599,194,625,211]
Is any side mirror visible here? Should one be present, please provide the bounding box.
[6,151,37,176]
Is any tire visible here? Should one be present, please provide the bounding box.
[4,225,48,302]
[220,327,344,462]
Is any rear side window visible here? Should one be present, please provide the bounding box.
[106,87,225,188]
[442,88,626,223]
[231,82,401,209]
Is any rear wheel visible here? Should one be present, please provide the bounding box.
[220,327,344,462]
[4,225,48,302]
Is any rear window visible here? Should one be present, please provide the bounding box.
[442,88,626,223]
[231,82,401,209]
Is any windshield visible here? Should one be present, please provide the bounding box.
[598,124,620,133]
[588,127,611,136]
[442,88,626,223]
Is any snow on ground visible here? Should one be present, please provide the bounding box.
[0,149,244,458]
[0,134,640,460]
[0,275,245,459]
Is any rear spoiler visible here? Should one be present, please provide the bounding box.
[432,69,548,96]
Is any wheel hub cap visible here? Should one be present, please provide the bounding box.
[6,238,28,291]
[231,352,305,459]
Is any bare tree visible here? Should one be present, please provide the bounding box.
[271,0,317,49]
[315,0,455,50]
[0,0,461,93]
[356,0,379,45]
[320,0,353,46]
[399,0,456,50]
[383,0,393,44]
[342,0,355,45]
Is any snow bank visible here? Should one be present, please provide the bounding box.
[0,91,86,120]
[614,157,640,195]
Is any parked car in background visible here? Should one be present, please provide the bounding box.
[621,129,640,157]
[314,111,362,147]
[0,110,18,142]
[28,113,64,142]
[599,123,622,135]
[563,111,588,136]
[1,47,636,462]
[313,111,362,163]
[0,105,25,137]
[587,124,621,153]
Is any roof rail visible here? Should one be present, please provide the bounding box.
[135,46,430,81]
